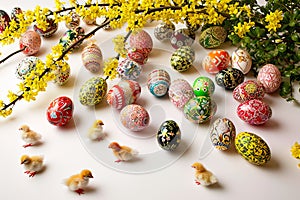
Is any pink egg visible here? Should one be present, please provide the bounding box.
[168,79,195,109]
[120,104,150,131]
[46,96,73,126]
[202,50,231,74]
[233,80,265,102]
[129,29,153,56]
[19,30,42,55]
[127,47,148,65]
[257,64,281,93]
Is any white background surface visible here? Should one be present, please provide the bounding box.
[1,1,300,199]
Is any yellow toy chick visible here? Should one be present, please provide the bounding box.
[191,162,218,186]
[20,155,44,177]
[87,120,106,141]
[108,142,138,163]
[19,124,42,148]
[64,169,94,195]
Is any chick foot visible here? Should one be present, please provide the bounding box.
[29,171,37,177]
[115,159,122,163]
[75,188,85,195]
[195,181,201,185]
[23,143,33,148]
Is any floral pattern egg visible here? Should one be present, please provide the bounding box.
[202,50,231,74]
[46,96,73,126]
[168,79,195,109]
[257,64,281,93]
[81,43,103,73]
[215,68,244,90]
[173,46,195,63]
[235,132,271,165]
[170,28,195,49]
[65,11,80,30]
[192,76,215,97]
[209,118,236,150]
[127,48,148,65]
[120,104,150,132]
[157,120,181,151]
[199,26,227,48]
[147,69,171,97]
[231,49,252,74]
[154,22,175,41]
[129,29,153,55]
[237,99,272,125]
[233,80,265,102]
[117,57,142,80]
[53,64,71,86]
[79,77,107,106]
[0,10,10,33]
[59,27,85,51]
[107,80,141,109]
[33,18,58,38]
[19,30,41,55]
[16,56,41,79]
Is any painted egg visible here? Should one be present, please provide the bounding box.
[117,57,142,80]
[170,54,192,72]
[215,68,244,90]
[0,10,10,33]
[170,28,195,49]
[173,46,195,63]
[210,118,236,150]
[231,49,252,74]
[11,7,22,22]
[107,80,141,109]
[46,96,73,126]
[129,29,153,55]
[79,77,107,106]
[65,11,80,30]
[120,104,150,132]
[157,120,181,151]
[183,96,217,124]
[233,80,265,102]
[168,79,195,109]
[83,16,96,25]
[237,99,272,125]
[53,64,71,86]
[127,48,148,65]
[193,76,215,97]
[154,22,175,41]
[147,69,171,97]
[257,64,281,93]
[19,30,41,55]
[59,27,85,51]
[202,50,231,74]
[16,56,41,79]
[81,43,103,73]
[235,132,271,165]
[199,26,227,48]
[33,18,58,38]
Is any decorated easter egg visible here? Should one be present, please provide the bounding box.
[157,120,181,151]
[235,132,271,165]
[19,30,42,55]
[81,43,103,73]
[53,64,71,86]
[168,79,195,109]
[33,18,58,38]
[183,96,216,124]
[192,76,215,97]
[0,10,10,33]
[65,11,80,30]
[79,77,107,106]
[129,29,153,55]
[16,56,41,79]
[120,104,150,131]
[83,16,96,25]
[173,46,195,63]
[231,49,252,74]
[237,99,272,125]
[154,22,175,41]
[117,57,142,80]
[257,64,281,93]
[170,54,192,72]
[147,69,171,97]
[170,28,195,49]
[233,80,265,102]
[202,50,231,74]
[215,68,244,90]
[59,27,85,51]
[11,7,22,22]
[210,118,236,150]
[107,80,141,109]
[199,26,227,48]
[46,96,73,126]
[127,48,148,65]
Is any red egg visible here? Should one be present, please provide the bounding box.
[257,64,281,93]
[129,29,153,56]
[233,80,265,102]
[19,30,42,55]
[46,96,73,126]
[202,50,231,74]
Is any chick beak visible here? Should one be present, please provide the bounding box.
[89,174,94,178]
[21,160,25,164]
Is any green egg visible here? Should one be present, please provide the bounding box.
[199,26,227,49]
[79,77,107,106]
[192,76,215,97]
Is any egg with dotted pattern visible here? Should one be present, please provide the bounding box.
[79,77,107,106]
[19,30,42,56]
[192,76,215,97]
[257,64,282,93]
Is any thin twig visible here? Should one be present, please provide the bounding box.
[0,47,26,64]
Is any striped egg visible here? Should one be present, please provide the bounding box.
[79,77,107,106]
[19,30,41,55]
[168,79,194,109]
[81,43,103,73]
[147,69,171,97]
[117,57,142,80]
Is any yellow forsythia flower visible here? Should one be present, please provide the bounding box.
[291,142,300,159]
[265,10,283,32]
[234,21,255,38]
[103,58,119,80]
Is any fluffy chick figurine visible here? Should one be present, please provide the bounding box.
[19,125,42,148]
[108,142,138,162]
[192,162,218,186]
[87,120,106,141]
[64,169,94,195]
[20,155,44,177]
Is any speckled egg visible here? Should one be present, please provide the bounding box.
[173,46,195,63]
[231,49,252,74]
[237,99,272,125]
[193,76,215,97]
[157,120,181,151]
[59,27,85,51]
[215,68,244,90]
[147,69,171,97]
[202,50,231,74]
[46,96,73,126]
[170,28,195,49]
[16,56,41,79]
[11,7,22,22]
[0,10,10,33]
[129,29,153,55]
[19,30,41,55]
[120,104,150,132]
[257,64,281,93]
[168,79,195,109]
[53,64,71,86]
[81,43,103,73]
[233,80,265,102]
[199,26,227,49]
[107,80,141,109]
[154,22,175,41]
[33,18,58,38]
[117,57,142,80]
[79,77,107,106]
[235,132,271,165]
[210,118,236,150]
[65,11,80,30]
[127,48,148,65]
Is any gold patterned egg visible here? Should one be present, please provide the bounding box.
[79,77,107,106]
[199,26,227,49]
[235,132,271,166]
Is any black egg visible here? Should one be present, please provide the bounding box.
[157,120,181,151]
[215,68,244,90]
